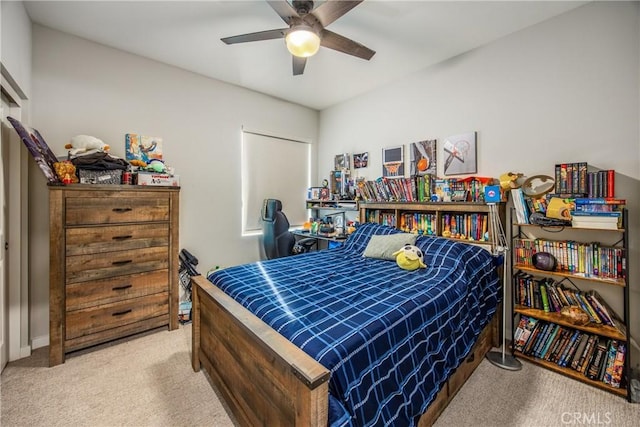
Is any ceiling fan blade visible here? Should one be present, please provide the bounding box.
[221,28,287,45]
[320,29,375,60]
[292,56,307,76]
[312,0,363,27]
[267,1,300,25]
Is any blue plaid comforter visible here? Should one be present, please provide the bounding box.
[208,223,500,426]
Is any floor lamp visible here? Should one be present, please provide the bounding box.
[485,202,522,371]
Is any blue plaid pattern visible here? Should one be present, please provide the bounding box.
[208,223,500,426]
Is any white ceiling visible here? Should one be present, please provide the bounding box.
[24,1,586,110]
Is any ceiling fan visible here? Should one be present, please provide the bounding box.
[221,0,375,75]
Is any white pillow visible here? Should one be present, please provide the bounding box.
[362,233,417,260]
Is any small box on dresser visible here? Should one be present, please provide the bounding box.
[49,184,180,366]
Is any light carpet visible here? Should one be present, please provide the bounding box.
[1,324,638,426]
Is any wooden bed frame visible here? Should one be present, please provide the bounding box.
[191,275,498,426]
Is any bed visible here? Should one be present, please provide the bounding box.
[191,222,500,426]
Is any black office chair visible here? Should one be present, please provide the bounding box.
[261,199,316,260]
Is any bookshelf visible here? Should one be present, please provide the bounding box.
[510,209,630,400]
[358,202,505,249]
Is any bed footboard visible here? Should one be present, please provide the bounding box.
[191,275,330,426]
[192,274,497,427]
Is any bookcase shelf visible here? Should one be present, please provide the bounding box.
[514,306,626,341]
[358,201,504,248]
[514,352,627,397]
[510,208,630,400]
[514,265,626,288]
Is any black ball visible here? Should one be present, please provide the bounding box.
[532,252,557,271]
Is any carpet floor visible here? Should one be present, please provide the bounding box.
[1,324,638,426]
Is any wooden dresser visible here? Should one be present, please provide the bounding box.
[49,185,180,366]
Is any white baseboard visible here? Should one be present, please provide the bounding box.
[31,334,49,350]
[20,345,31,358]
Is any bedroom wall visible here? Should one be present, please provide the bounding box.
[29,25,319,347]
[1,0,32,98]
[318,1,640,350]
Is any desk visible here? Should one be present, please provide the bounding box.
[292,230,348,250]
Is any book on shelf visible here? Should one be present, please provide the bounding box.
[511,188,530,224]
[571,210,622,230]
[609,342,626,388]
[570,334,590,370]
[585,337,609,380]
[573,197,626,207]
[602,340,619,386]
[571,211,621,218]
[559,330,582,367]
[514,315,538,352]
[577,334,598,373]
[585,290,626,336]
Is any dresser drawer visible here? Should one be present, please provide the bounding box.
[65,197,170,225]
[66,246,168,284]
[66,223,169,256]
[66,270,169,311]
[66,292,169,340]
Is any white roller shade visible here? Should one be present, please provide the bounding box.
[242,130,310,234]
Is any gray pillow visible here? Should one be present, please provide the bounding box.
[362,233,417,260]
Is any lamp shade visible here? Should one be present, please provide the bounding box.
[285,26,320,57]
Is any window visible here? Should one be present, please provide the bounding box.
[241,129,311,235]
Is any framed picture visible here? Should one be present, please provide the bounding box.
[410,139,436,176]
[308,187,322,200]
[443,132,477,176]
[126,133,163,163]
[334,153,350,170]
[353,152,368,169]
[382,145,404,178]
[7,116,61,184]
[319,187,330,200]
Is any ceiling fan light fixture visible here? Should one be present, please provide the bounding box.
[285,26,320,58]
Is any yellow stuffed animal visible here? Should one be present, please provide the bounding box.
[392,244,426,271]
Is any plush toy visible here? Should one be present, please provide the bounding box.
[392,244,426,271]
[145,159,166,173]
[65,135,110,155]
[53,160,78,184]
[129,159,147,168]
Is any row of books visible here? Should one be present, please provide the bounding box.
[553,162,616,198]
[514,274,625,333]
[586,170,616,198]
[399,213,438,235]
[513,237,626,280]
[368,212,491,242]
[555,162,588,196]
[511,188,530,223]
[571,198,626,230]
[571,211,622,230]
[356,175,495,203]
[440,213,488,241]
[364,211,396,227]
[514,315,626,388]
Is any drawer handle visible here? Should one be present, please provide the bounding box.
[112,208,133,213]
[112,260,133,266]
[112,235,133,241]
[112,309,132,317]
[112,284,133,291]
